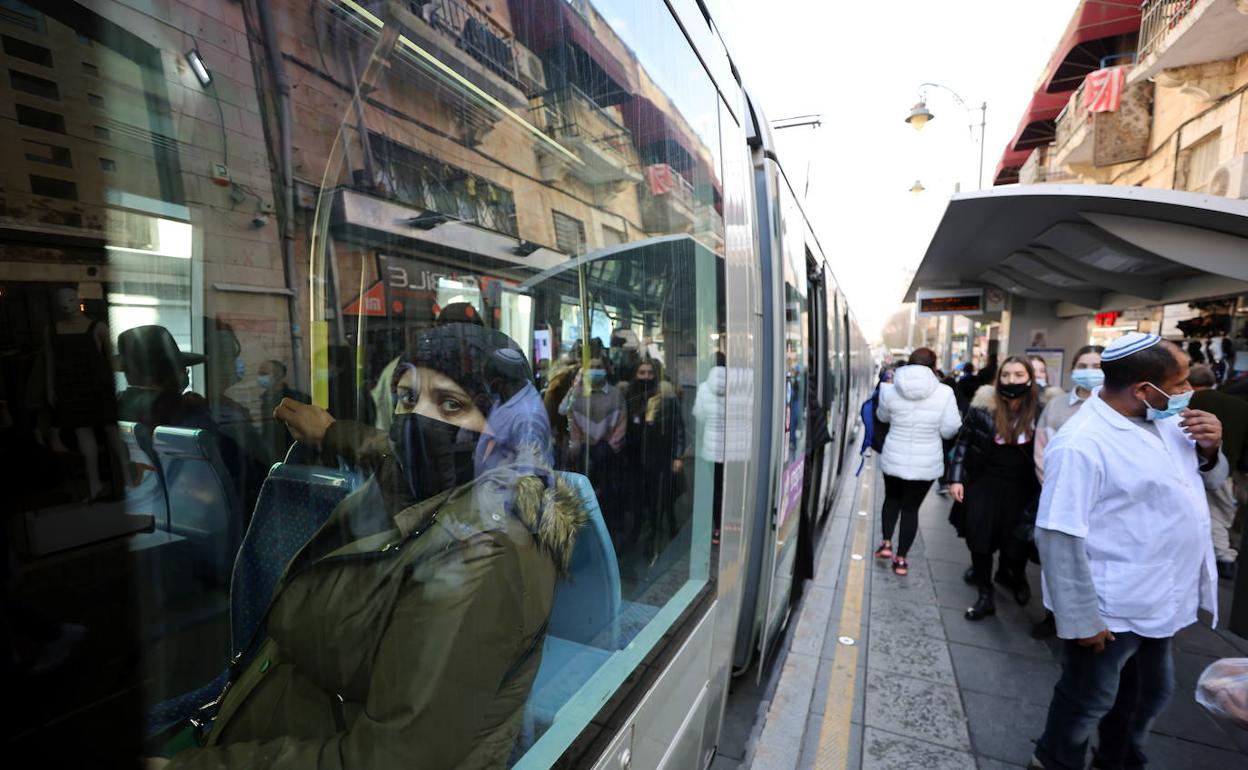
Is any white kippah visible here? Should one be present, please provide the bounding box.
[1102,331,1161,362]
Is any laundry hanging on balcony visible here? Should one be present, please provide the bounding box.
[647,163,676,196]
[1082,67,1127,113]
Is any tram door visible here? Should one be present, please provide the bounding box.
[757,184,809,669]
[794,255,828,585]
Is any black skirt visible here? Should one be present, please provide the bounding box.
[962,441,1038,558]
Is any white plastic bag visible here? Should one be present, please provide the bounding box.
[1196,658,1248,728]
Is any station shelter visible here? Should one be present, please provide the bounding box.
[905,183,1248,636]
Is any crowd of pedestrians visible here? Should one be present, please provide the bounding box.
[871,332,1245,770]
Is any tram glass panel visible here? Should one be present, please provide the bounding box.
[1,0,724,765]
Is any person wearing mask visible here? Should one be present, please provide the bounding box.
[560,355,627,543]
[1029,355,1050,390]
[154,323,586,770]
[257,360,310,464]
[1030,345,1104,638]
[624,360,687,563]
[949,357,1043,620]
[693,354,727,545]
[1189,363,1248,579]
[873,348,961,575]
[1029,333,1224,770]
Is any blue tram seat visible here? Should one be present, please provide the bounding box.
[146,458,359,737]
[151,426,241,585]
[519,472,622,750]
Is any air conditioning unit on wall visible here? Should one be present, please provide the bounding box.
[515,49,546,96]
[1208,153,1248,198]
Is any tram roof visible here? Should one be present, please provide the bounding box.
[905,184,1248,315]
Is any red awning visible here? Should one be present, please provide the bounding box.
[508,0,636,94]
[993,147,1032,186]
[1037,0,1140,94]
[621,96,695,161]
[1005,90,1070,153]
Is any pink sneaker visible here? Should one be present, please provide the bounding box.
[892,557,909,576]
[874,541,893,559]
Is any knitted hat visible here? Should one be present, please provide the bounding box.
[393,323,532,417]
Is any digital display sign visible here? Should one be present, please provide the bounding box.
[916,288,984,316]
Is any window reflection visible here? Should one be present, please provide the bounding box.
[2,0,726,764]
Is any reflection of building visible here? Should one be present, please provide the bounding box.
[0,0,724,407]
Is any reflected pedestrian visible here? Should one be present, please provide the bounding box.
[873,348,961,576]
[692,354,726,544]
[1030,333,1225,770]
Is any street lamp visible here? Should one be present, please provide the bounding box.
[905,102,933,130]
[910,180,926,194]
[905,82,987,190]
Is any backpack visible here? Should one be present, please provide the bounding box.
[856,386,889,475]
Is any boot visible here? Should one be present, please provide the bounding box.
[1013,576,1031,606]
[963,566,976,585]
[964,587,996,621]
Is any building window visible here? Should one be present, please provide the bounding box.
[601,224,627,247]
[1180,132,1221,193]
[10,69,59,100]
[93,124,110,140]
[99,157,116,172]
[23,139,71,167]
[0,1,45,33]
[15,103,65,133]
[368,132,519,237]
[553,211,586,255]
[87,92,104,108]
[2,34,52,66]
[29,174,78,200]
[81,60,97,76]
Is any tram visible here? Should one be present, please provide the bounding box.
[1,0,871,767]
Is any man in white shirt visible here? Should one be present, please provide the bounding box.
[1029,333,1225,770]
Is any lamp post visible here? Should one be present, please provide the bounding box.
[906,83,987,190]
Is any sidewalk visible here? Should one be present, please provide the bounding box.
[746,459,1248,769]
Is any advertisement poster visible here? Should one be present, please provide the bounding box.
[777,460,804,531]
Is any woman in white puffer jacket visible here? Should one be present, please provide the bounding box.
[874,348,962,575]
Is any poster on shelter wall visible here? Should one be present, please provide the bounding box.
[1025,348,1065,388]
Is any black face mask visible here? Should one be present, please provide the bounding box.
[389,412,481,502]
[636,377,657,394]
[998,382,1031,400]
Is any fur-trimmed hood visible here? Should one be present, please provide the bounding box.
[969,384,1064,413]
[510,474,589,576]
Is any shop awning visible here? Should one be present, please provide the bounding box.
[994,147,1031,186]
[905,185,1248,315]
[621,96,697,167]
[1039,0,1141,94]
[508,0,636,99]
[1005,90,1070,153]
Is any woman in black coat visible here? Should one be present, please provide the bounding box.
[948,356,1041,621]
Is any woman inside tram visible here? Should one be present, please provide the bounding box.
[624,359,688,565]
[948,356,1043,621]
[152,323,587,769]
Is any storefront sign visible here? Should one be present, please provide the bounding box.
[916,288,983,316]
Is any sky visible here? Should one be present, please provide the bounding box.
[706,0,1081,342]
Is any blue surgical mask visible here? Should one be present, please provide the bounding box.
[257,374,273,389]
[1142,382,1193,421]
[588,368,607,387]
[1070,369,1104,391]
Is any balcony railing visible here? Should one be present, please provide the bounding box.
[639,164,698,233]
[534,84,637,180]
[1139,0,1204,60]
[1053,68,1153,172]
[411,0,520,84]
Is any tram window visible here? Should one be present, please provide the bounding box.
[4,0,725,766]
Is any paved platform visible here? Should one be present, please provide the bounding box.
[738,458,1248,769]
